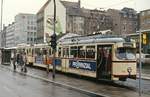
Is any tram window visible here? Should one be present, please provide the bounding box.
[27,49,28,54]
[66,48,69,57]
[63,48,69,58]
[78,46,85,58]
[86,46,95,59]
[35,48,41,56]
[116,48,136,60]
[32,49,34,55]
[70,46,78,58]
[49,49,52,55]
[63,48,65,57]
[58,47,61,57]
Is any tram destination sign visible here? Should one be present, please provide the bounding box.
[69,60,96,71]
[123,43,133,47]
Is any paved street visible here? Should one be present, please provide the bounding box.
[0,66,99,97]
[1,64,150,97]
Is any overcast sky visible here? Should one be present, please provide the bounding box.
[1,0,150,25]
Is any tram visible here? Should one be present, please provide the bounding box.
[57,35,137,81]
[16,34,137,81]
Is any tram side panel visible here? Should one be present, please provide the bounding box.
[68,59,97,78]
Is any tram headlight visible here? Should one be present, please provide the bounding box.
[127,67,132,73]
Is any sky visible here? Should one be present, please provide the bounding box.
[0,0,150,26]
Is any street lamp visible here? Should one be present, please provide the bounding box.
[52,0,56,79]
[137,29,143,96]
[137,29,142,96]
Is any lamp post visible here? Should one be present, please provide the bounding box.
[52,0,56,79]
[139,29,142,96]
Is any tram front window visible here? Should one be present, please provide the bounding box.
[116,48,136,60]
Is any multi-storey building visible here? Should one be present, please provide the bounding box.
[107,7,137,35]
[37,0,83,43]
[139,9,150,53]
[1,13,37,48]
[140,9,150,30]
[15,13,37,45]
[83,9,113,35]
[5,22,15,48]
[37,0,113,43]
[1,25,6,48]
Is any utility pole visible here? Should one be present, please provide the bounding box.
[52,0,56,79]
[0,0,3,47]
[139,29,142,96]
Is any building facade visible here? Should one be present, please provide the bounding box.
[140,9,150,30]
[83,9,113,35]
[15,13,37,45]
[1,25,6,48]
[2,13,37,48]
[37,0,113,43]
[5,22,15,48]
[107,7,137,35]
[37,0,67,43]
[139,9,150,53]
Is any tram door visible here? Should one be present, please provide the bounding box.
[97,45,112,80]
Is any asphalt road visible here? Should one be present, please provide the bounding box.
[1,64,150,97]
[0,67,98,97]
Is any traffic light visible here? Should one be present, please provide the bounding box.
[142,33,147,45]
[50,33,57,49]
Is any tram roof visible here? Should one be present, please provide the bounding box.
[59,34,125,45]
[4,47,18,50]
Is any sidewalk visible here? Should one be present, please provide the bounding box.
[2,64,150,97]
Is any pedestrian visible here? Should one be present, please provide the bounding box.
[12,50,17,71]
[22,52,27,72]
[16,52,24,72]
[0,50,2,65]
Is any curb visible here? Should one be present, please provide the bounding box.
[1,65,109,97]
[137,76,150,80]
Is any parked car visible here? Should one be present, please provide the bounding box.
[136,53,150,64]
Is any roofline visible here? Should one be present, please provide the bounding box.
[140,9,150,13]
[37,0,51,14]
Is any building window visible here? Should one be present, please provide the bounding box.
[22,16,25,19]
[147,19,150,24]
[27,26,30,30]
[141,12,145,16]
[148,11,150,15]
[34,27,36,30]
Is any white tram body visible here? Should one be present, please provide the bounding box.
[16,35,137,81]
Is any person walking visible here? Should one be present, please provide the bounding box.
[22,52,27,72]
[12,50,17,71]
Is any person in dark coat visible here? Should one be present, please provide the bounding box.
[12,50,17,71]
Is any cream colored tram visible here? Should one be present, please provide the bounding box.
[17,44,35,65]
[57,35,136,81]
[16,35,137,81]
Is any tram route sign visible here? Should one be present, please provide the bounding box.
[69,60,96,71]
